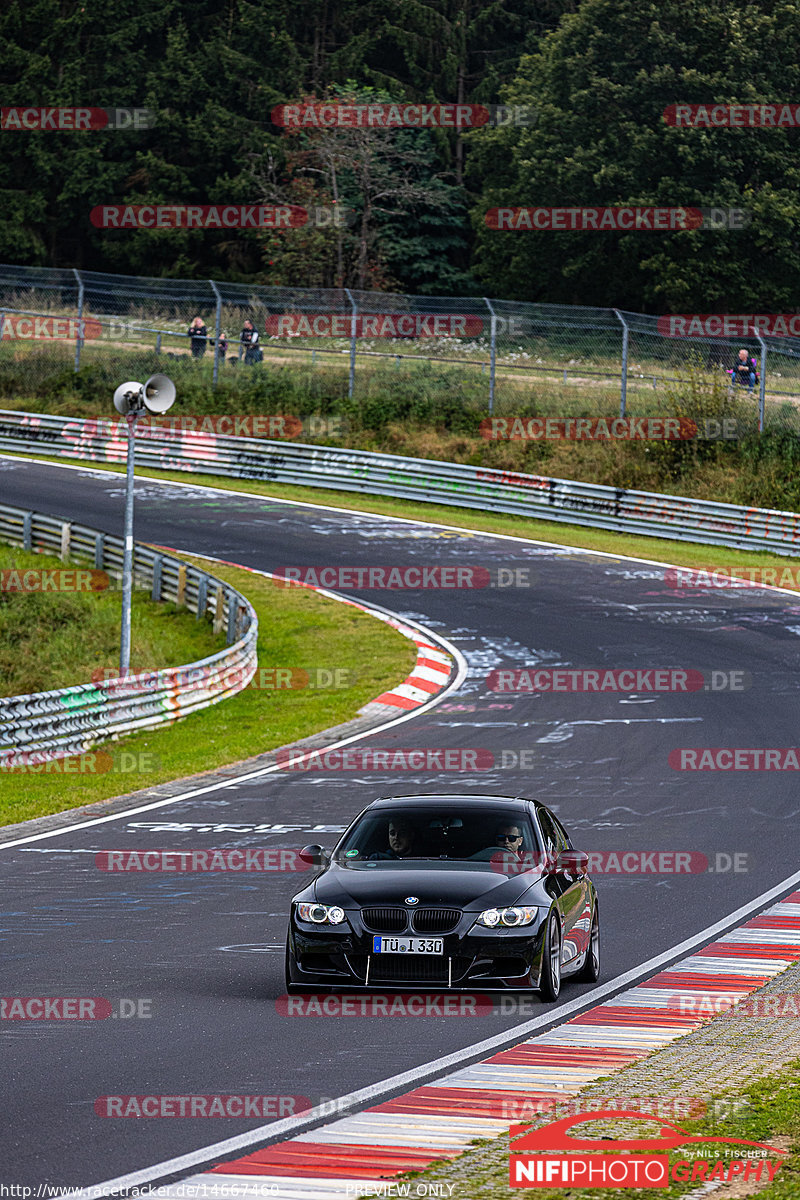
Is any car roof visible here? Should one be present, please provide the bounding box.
[367,794,533,809]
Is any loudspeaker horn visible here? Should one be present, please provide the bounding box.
[113,381,145,415]
[142,374,176,414]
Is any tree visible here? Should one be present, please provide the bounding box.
[469,0,800,311]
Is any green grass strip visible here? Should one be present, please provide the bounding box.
[0,545,416,826]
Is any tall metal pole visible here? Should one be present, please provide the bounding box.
[752,328,767,434]
[344,287,357,400]
[613,309,629,420]
[73,268,84,374]
[483,297,497,415]
[120,410,138,676]
[210,279,222,387]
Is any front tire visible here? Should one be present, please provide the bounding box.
[539,913,562,1001]
[577,906,600,982]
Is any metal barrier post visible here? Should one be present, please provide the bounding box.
[483,297,497,415]
[344,288,357,400]
[210,280,222,387]
[753,329,767,433]
[73,269,84,373]
[613,309,629,419]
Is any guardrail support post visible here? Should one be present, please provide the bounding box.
[176,564,187,607]
[151,555,163,602]
[483,297,497,415]
[613,309,629,419]
[213,585,225,635]
[226,597,238,644]
[22,512,32,551]
[94,532,105,568]
[209,279,223,388]
[72,269,84,374]
[344,288,357,400]
[196,575,208,620]
[60,522,71,561]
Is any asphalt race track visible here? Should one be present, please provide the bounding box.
[2,456,800,1189]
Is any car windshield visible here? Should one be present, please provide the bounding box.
[333,808,540,863]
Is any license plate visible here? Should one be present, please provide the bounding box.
[373,936,443,955]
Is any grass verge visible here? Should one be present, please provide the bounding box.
[0,548,417,826]
[0,540,223,697]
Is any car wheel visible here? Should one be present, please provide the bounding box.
[539,912,562,1001]
[284,936,304,995]
[577,906,600,982]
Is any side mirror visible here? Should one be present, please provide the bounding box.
[557,849,589,875]
[298,844,329,867]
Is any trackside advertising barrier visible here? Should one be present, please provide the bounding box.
[2,409,800,556]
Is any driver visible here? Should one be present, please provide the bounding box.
[469,821,526,861]
[369,817,417,860]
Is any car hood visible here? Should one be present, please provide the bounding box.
[310,861,547,909]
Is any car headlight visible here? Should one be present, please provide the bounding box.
[475,906,539,928]
[296,902,346,925]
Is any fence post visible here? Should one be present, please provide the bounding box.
[483,298,497,415]
[753,328,767,434]
[151,555,163,602]
[72,269,84,373]
[196,574,208,620]
[209,279,222,387]
[344,288,357,400]
[613,309,629,419]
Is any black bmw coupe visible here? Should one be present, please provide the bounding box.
[285,794,599,998]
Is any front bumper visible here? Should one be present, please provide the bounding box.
[288,914,549,989]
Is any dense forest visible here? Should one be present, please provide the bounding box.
[2,0,799,310]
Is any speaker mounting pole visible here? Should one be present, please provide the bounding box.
[112,375,176,677]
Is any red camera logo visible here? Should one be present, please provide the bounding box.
[658,313,800,337]
[0,568,109,592]
[0,316,102,340]
[480,417,695,441]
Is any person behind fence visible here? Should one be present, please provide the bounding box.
[240,319,262,364]
[731,348,758,393]
[217,331,229,360]
[188,316,208,358]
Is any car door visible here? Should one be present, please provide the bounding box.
[536,807,587,966]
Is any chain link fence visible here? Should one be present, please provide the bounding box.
[1,263,798,436]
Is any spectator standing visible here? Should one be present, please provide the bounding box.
[187,316,208,358]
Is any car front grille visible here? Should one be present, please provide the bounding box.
[411,908,461,934]
[361,907,408,933]
[349,954,471,983]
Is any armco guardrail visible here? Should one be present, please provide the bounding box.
[1,409,799,555]
[0,502,258,766]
